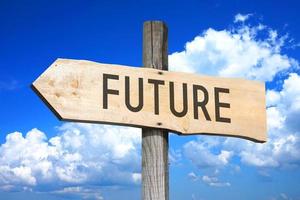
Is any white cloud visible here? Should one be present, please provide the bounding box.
[53,186,104,200]
[239,149,279,167]
[132,173,141,184]
[266,90,281,107]
[169,20,297,81]
[234,13,252,23]
[266,73,300,133]
[172,14,300,170]
[183,138,233,168]
[187,170,230,187]
[0,123,141,193]
[240,73,300,168]
[188,172,199,181]
[224,73,300,168]
[169,148,182,165]
[267,107,285,130]
[202,175,230,187]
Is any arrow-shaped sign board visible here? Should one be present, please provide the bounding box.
[32,58,267,142]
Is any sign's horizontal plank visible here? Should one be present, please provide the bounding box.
[32,59,267,142]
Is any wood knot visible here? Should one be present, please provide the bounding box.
[158,71,163,75]
[157,122,162,126]
[71,80,79,88]
[48,80,54,86]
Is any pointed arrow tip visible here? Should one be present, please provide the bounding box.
[31,83,63,121]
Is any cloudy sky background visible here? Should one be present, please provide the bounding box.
[1,1,300,200]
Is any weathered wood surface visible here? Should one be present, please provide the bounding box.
[32,56,266,142]
[32,57,267,142]
[142,21,169,200]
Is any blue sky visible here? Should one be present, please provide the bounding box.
[1,0,300,200]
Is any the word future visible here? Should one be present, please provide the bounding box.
[102,73,231,123]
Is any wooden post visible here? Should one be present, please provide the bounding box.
[142,21,169,200]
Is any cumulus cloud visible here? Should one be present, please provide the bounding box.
[169,18,297,81]
[170,14,300,171]
[169,148,182,165]
[236,73,300,168]
[202,175,230,187]
[52,186,104,200]
[0,123,141,194]
[183,138,233,168]
[197,74,300,169]
[188,172,199,181]
[234,13,252,23]
[187,170,230,187]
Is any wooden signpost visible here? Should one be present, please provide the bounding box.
[32,21,267,200]
[32,58,267,142]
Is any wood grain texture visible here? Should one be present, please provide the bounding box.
[32,57,267,142]
[142,21,169,200]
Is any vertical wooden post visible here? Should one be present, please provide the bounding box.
[142,21,169,200]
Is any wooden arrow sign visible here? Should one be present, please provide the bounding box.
[32,58,267,142]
